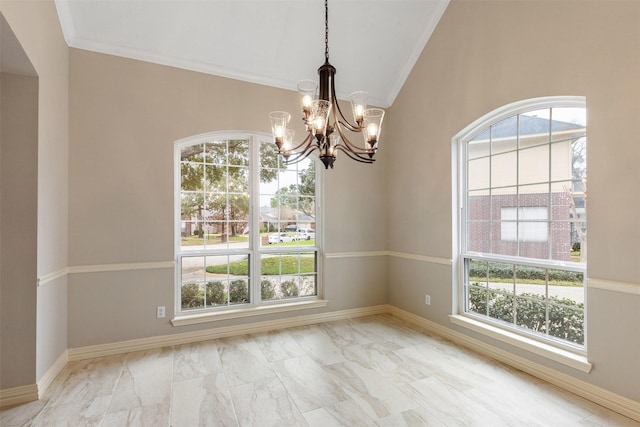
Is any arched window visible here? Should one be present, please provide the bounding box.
[174,132,323,320]
[455,97,587,349]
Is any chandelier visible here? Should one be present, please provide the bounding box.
[269,0,385,169]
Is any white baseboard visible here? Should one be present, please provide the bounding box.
[68,304,389,361]
[0,383,39,408]
[387,305,640,423]
[37,350,68,399]
[0,351,68,408]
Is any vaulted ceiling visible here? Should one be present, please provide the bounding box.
[54,0,449,108]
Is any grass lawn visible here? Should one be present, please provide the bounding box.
[207,255,315,275]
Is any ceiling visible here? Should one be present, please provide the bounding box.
[54,0,449,108]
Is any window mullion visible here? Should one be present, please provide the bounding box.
[250,135,261,306]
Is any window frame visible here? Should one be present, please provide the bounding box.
[453,97,588,357]
[173,131,325,323]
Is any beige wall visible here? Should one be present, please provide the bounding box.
[0,72,38,389]
[0,0,69,389]
[67,49,388,348]
[387,0,640,402]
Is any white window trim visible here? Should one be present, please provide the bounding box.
[451,97,589,370]
[173,131,324,323]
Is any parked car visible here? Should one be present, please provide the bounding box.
[295,228,316,240]
[268,232,294,244]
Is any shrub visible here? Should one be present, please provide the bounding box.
[206,281,227,306]
[469,263,583,285]
[572,242,581,252]
[281,280,299,297]
[261,279,276,300]
[468,286,584,345]
[229,280,248,304]
[181,283,204,308]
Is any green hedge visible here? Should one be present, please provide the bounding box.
[181,280,249,308]
[469,262,583,285]
[468,286,584,345]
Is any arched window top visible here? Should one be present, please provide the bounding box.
[456,96,586,144]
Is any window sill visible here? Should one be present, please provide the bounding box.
[449,314,592,373]
[172,299,329,327]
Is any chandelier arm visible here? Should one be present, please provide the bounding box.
[333,120,374,156]
[284,146,318,165]
[335,144,375,164]
[329,76,361,132]
[336,119,360,133]
[286,131,315,154]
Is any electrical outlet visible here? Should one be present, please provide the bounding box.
[157,306,165,318]
[424,295,431,305]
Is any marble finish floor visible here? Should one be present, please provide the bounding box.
[2,314,639,426]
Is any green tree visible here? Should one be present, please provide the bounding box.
[270,163,315,216]
[181,140,279,237]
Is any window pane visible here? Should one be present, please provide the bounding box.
[181,283,205,310]
[204,165,227,193]
[259,144,316,249]
[571,138,587,180]
[181,163,204,192]
[491,117,518,155]
[467,137,488,160]
[515,294,547,334]
[180,256,205,310]
[548,302,584,345]
[468,284,488,316]
[205,255,250,307]
[491,152,517,188]
[520,109,550,139]
[226,140,249,166]
[550,108,586,143]
[260,252,317,300]
[181,143,205,162]
[548,269,583,302]
[519,145,549,185]
[468,157,489,190]
[205,140,230,164]
[229,279,249,304]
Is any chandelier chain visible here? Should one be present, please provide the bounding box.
[324,0,329,62]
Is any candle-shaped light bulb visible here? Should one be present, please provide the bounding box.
[367,123,378,142]
[275,125,284,142]
[302,95,313,110]
[283,129,295,151]
[298,80,317,120]
[269,111,291,149]
[362,108,384,152]
[328,134,339,155]
[349,91,368,126]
